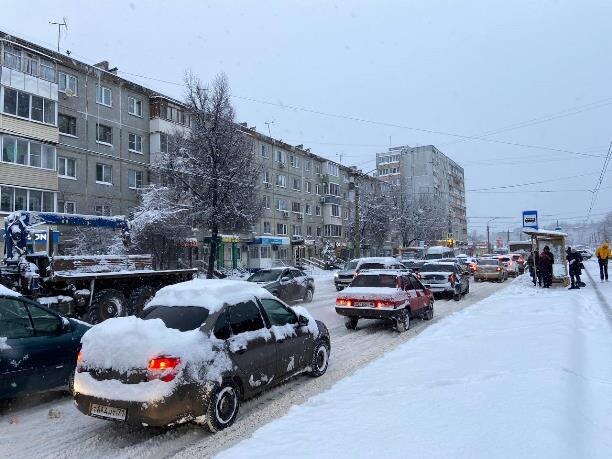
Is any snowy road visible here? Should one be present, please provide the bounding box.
[0,273,508,459]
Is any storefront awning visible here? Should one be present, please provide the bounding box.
[248,236,291,245]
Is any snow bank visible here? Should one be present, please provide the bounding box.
[147,279,274,312]
[217,265,612,458]
[0,284,20,297]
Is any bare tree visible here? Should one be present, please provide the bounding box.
[136,73,262,277]
[346,183,393,255]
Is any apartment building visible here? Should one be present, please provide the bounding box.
[376,145,467,244]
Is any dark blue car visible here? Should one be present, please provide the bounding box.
[0,292,90,400]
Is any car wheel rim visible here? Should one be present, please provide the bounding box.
[316,346,328,371]
[306,290,313,301]
[215,387,237,424]
[102,299,122,320]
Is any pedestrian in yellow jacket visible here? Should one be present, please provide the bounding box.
[596,242,610,281]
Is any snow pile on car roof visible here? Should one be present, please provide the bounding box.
[147,279,274,312]
[76,316,233,402]
[0,284,20,297]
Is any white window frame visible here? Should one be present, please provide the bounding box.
[95,205,112,216]
[96,163,113,185]
[58,72,78,95]
[128,169,143,189]
[263,195,271,209]
[127,96,143,117]
[62,201,76,214]
[57,156,76,179]
[263,221,272,234]
[276,198,287,211]
[96,123,113,146]
[292,177,301,191]
[276,223,287,236]
[0,135,56,171]
[128,133,143,153]
[275,174,286,188]
[96,84,112,107]
[305,181,312,193]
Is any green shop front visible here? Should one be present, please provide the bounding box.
[203,234,242,269]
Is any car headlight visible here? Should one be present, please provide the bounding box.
[334,272,339,278]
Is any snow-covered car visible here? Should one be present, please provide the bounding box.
[498,256,520,277]
[420,262,469,300]
[73,279,330,432]
[247,267,315,303]
[335,270,433,332]
[473,258,508,282]
[334,257,404,291]
[0,286,90,400]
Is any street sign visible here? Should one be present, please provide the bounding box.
[522,210,538,229]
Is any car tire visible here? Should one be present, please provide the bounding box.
[205,382,240,433]
[396,309,411,332]
[307,340,330,377]
[422,301,434,321]
[453,291,461,301]
[335,285,343,291]
[67,371,75,396]
[87,289,127,324]
[345,317,358,330]
[127,285,156,316]
[303,288,314,303]
[465,283,470,294]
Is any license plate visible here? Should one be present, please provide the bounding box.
[90,403,127,421]
[354,301,371,307]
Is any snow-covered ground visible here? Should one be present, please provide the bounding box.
[216,261,612,458]
[0,271,505,458]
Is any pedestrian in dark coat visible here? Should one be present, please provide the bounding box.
[567,247,583,289]
[539,246,554,288]
[527,251,538,286]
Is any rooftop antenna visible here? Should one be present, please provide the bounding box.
[49,17,68,52]
[264,120,274,137]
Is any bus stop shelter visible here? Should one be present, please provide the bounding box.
[523,228,569,286]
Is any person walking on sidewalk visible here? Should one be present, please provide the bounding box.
[539,246,554,288]
[595,241,610,282]
[567,247,583,289]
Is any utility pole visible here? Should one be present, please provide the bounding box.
[49,18,68,52]
[353,180,360,258]
[487,224,491,253]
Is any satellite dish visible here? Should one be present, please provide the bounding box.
[64,88,75,97]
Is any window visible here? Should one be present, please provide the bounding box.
[127,96,143,117]
[160,133,169,153]
[261,145,268,158]
[96,84,112,106]
[96,124,112,145]
[260,298,298,326]
[306,226,312,236]
[213,311,232,340]
[275,150,285,163]
[128,133,143,153]
[275,174,286,187]
[331,204,341,217]
[305,181,312,193]
[314,163,322,174]
[289,154,300,168]
[315,205,321,216]
[229,301,265,335]
[58,114,77,136]
[1,136,55,170]
[276,223,287,235]
[0,298,34,339]
[305,203,312,215]
[292,177,301,191]
[327,162,340,177]
[329,183,341,196]
[40,59,55,82]
[95,205,112,216]
[316,227,322,237]
[276,198,287,211]
[263,195,271,209]
[23,53,38,76]
[325,224,342,237]
[29,304,61,336]
[3,45,21,70]
[58,200,76,214]
[292,225,302,236]
[292,202,301,213]
[315,184,321,195]
[2,88,55,125]
[96,163,112,184]
[58,157,76,179]
[58,72,78,95]
[128,170,143,189]
[263,170,271,183]
[304,160,311,172]
[263,221,272,234]
[0,186,55,213]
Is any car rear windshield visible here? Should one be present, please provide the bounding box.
[499,257,510,262]
[140,306,210,331]
[478,259,499,265]
[422,264,454,272]
[358,262,385,270]
[351,274,397,288]
[248,270,281,282]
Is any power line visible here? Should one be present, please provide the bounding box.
[585,141,612,221]
[467,172,598,192]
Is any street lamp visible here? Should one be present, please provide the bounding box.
[486,217,498,253]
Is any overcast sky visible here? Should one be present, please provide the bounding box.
[2,0,611,235]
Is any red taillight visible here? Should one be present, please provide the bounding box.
[496,267,501,271]
[375,299,400,308]
[76,351,83,373]
[336,298,353,307]
[147,357,181,382]
[448,274,455,283]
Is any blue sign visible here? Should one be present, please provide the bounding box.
[522,210,538,229]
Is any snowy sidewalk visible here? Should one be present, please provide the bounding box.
[215,262,612,459]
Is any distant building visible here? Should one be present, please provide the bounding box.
[376,145,467,244]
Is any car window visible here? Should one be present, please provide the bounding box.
[229,300,265,334]
[141,305,210,331]
[248,270,281,282]
[351,274,397,288]
[28,304,61,336]
[358,262,385,270]
[0,298,34,339]
[422,264,454,273]
[214,310,231,340]
[411,276,426,290]
[260,298,298,326]
[291,269,305,278]
[405,276,419,290]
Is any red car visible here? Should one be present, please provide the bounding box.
[335,270,434,332]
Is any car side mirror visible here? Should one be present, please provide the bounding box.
[280,276,291,284]
[297,315,309,327]
[59,318,71,334]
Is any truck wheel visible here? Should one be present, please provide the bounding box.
[128,286,156,316]
[88,289,127,324]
